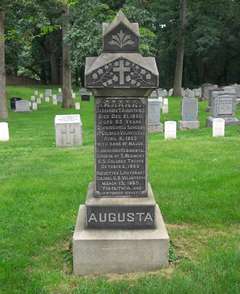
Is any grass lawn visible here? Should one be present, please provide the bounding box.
[0,86,240,293]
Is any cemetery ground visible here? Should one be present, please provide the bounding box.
[0,86,240,294]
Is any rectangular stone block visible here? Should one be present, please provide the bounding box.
[164,121,176,139]
[148,98,163,133]
[86,182,156,229]
[15,100,30,112]
[55,114,82,147]
[179,120,200,130]
[73,204,169,275]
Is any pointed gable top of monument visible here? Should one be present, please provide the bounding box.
[103,11,140,53]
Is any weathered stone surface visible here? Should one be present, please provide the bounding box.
[179,97,199,129]
[0,122,10,142]
[55,114,82,147]
[73,204,169,275]
[95,97,147,197]
[15,100,30,112]
[201,83,218,100]
[148,98,163,133]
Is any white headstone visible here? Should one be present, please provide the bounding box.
[32,102,38,110]
[164,121,177,139]
[169,89,173,96]
[212,118,225,137]
[37,98,42,104]
[45,96,50,103]
[58,88,62,93]
[15,100,30,112]
[0,122,10,142]
[55,114,83,147]
[40,93,43,98]
[45,89,52,97]
[162,98,169,114]
[72,92,76,99]
[53,99,58,105]
[31,96,36,102]
[34,90,38,96]
[75,102,80,110]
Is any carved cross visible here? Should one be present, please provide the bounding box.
[113,60,130,85]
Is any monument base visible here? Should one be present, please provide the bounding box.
[179,120,200,130]
[206,116,240,127]
[73,204,169,275]
[148,123,163,133]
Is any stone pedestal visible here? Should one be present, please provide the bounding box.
[73,204,169,275]
[207,116,240,127]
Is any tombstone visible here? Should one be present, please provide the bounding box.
[10,97,22,110]
[168,88,173,96]
[80,88,91,101]
[58,88,62,93]
[148,98,163,132]
[45,96,50,103]
[201,83,218,100]
[232,84,240,98]
[184,88,195,98]
[53,99,58,105]
[206,88,224,112]
[31,96,36,102]
[32,102,38,110]
[179,97,199,129]
[72,92,76,99]
[34,90,38,96]
[37,98,42,104]
[194,88,202,98]
[57,95,63,103]
[75,102,80,110]
[0,122,10,142]
[162,98,169,114]
[212,118,225,137]
[164,121,177,139]
[55,114,82,147]
[15,100,31,112]
[45,89,52,97]
[207,93,240,126]
[73,11,169,276]
[40,93,44,98]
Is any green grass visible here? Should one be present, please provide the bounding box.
[0,86,240,293]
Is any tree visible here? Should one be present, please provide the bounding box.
[0,9,8,121]
[62,3,73,108]
[173,0,187,96]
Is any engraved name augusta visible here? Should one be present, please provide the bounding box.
[88,211,153,223]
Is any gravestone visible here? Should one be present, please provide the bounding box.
[164,121,176,139]
[73,11,169,276]
[162,98,168,113]
[184,88,195,98]
[15,100,30,112]
[34,90,38,96]
[179,97,199,129]
[57,94,63,103]
[201,83,218,100]
[148,98,163,132]
[207,92,240,126]
[72,92,76,99]
[45,89,52,97]
[212,118,225,137]
[37,98,42,104]
[55,114,82,147]
[168,88,173,96]
[0,122,10,142]
[75,102,80,110]
[45,96,50,103]
[31,96,36,102]
[194,88,202,98]
[10,97,22,110]
[80,88,91,101]
[32,102,38,110]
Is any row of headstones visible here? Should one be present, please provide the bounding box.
[156,83,240,101]
[164,118,225,139]
[11,87,93,113]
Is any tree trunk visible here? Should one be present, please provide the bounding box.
[62,4,73,108]
[173,0,187,97]
[0,10,8,121]
[50,53,59,85]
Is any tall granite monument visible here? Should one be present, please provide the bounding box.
[73,12,169,275]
